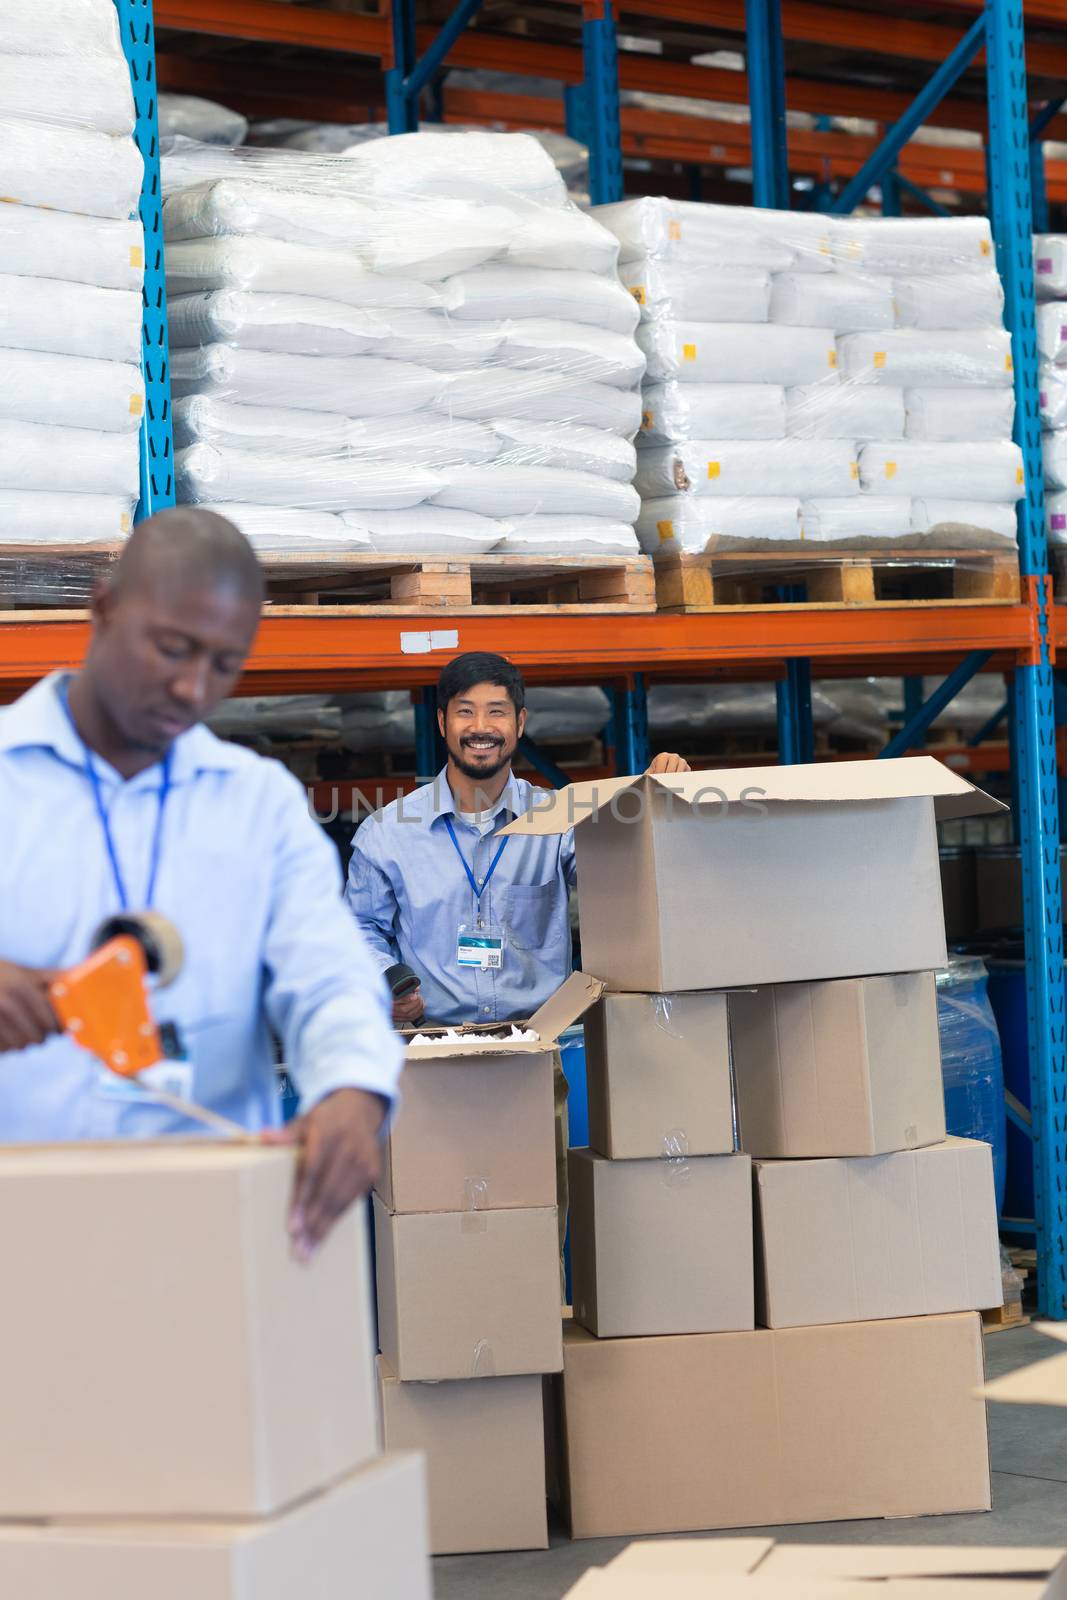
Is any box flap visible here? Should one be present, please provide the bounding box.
[404,1037,547,1061]
[608,1538,772,1576]
[502,757,1002,837]
[564,1579,1046,1600]
[762,1545,1066,1580]
[527,971,606,1043]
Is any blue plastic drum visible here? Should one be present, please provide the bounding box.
[936,956,1007,1216]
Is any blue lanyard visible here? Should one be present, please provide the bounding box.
[61,685,172,912]
[445,817,508,904]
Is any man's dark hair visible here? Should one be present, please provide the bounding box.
[436,652,525,715]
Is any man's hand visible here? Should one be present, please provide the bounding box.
[264,1088,387,1264]
[392,987,425,1028]
[646,751,692,775]
[0,961,60,1053]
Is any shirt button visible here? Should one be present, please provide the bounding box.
[483,1006,491,1015]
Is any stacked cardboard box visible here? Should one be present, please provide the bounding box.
[374,972,602,1554]
[504,756,1004,1539]
[0,1142,432,1597]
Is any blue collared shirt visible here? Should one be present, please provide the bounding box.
[345,769,576,1026]
[0,674,402,1140]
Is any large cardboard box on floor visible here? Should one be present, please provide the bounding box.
[380,973,603,1213]
[569,1148,753,1337]
[378,1360,548,1554]
[730,971,946,1158]
[584,990,734,1159]
[0,1453,433,1600]
[0,1143,379,1518]
[373,1194,562,1380]
[503,758,1000,991]
[754,1136,1002,1328]
[558,1313,990,1538]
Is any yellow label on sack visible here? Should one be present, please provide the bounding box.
[641,409,653,430]
[120,513,131,534]
[682,342,697,362]
[656,520,675,543]
[850,461,859,480]
[828,350,838,369]
[1017,466,1025,485]
[630,285,646,305]
[981,238,992,256]
[847,239,861,258]
[129,245,144,268]
[885,461,898,480]
[707,462,721,480]
[1006,353,1014,372]
[874,351,887,370]
[129,394,144,416]
[668,220,682,240]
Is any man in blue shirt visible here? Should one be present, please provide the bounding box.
[0,508,401,1261]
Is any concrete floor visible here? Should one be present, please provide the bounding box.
[433,1324,1066,1600]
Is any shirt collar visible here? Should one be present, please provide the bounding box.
[0,674,246,784]
[428,766,526,825]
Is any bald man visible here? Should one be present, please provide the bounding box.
[0,508,401,1259]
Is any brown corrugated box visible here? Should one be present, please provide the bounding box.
[584,990,734,1159]
[378,1360,548,1555]
[558,1313,990,1538]
[379,973,603,1213]
[569,1148,753,1337]
[0,1143,379,1518]
[730,971,946,1158]
[754,1137,1002,1328]
[503,758,1000,992]
[0,1454,432,1600]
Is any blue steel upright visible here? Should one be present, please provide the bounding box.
[986,0,1067,1316]
[114,0,174,518]
[580,1,624,206]
[385,0,419,133]
[745,0,789,210]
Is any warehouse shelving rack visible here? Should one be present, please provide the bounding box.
[1,0,1064,1310]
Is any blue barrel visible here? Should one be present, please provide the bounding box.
[936,956,1007,1216]
[559,1023,589,1149]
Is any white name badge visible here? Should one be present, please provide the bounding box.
[457,933,504,970]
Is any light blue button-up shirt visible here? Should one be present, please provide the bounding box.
[0,674,402,1140]
[345,769,576,1026]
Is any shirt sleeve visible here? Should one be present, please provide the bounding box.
[262,769,403,1114]
[562,827,578,890]
[344,823,402,974]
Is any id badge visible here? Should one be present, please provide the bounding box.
[457,924,504,970]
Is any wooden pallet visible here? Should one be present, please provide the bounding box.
[655,546,1021,613]
[0,546,656,615]
[983,1301,1030,1333]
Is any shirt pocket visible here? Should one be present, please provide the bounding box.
[504,882,559,952]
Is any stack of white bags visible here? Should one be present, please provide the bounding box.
[1033,235,1067,546]
[593,198,1023,556]
[0,0,144,552]
[163,129,643,557]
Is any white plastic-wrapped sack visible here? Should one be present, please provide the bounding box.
[340,506,504,554]
[498,319,644,389]
[524,686,612,738]
[0,119,142,218]
[437,369,641,434]
[495,515,639,555]
[343,130,569,207]
[635,440,858,499]
[786,383,904,441]
[0,207,143,291]
[0,274,140,362]
[360,203,520,282]
[640,381,786,444]
[347,416,500,468]
[167,291,390,356]
[0,419,138,495]
[838,330,1013,387]
[0,350,143,432]
[443,266,639,333]
[799,497,913,542]
[174,397,351,455]
[432,465,640,521]
[905,388,1016,441]
[636,494,800,554]
[638,321,837,385]
[506,207,618,275]
[0,55,134,137]
[164,177,381,250]
[164,236,442,309]
[171,346,445,415]
[1035,236,1067,300]
[860,441,1024,501]
[912,499,1017,542]
[1045,432,1067,491]
[1037,303,1067,365]
[770,271,894,333]
[195,502,369,553]
[830,216,995,276]
[893,274,1004,331]
[158,94,249,148]
[1040,366,1067,429]
[1046,489,1067,543]
[1,0,122,56]
[594,198,828,271]
[619,262,771,324]
[176,444,442,511]
[490,419,635,481]
[0,488,133,542]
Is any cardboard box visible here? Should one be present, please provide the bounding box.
[373,1195,562,1380]
[0,1453,432,1600]
[503,758,999,992]
[584,990,734,1159]
[565,1572,1055,1600]
[569,1148,753,1337]
[378,1360,548,1554]
[380,973,603,1213]
[559,1313,990,1538]
[730,971,946,1158]
[0,1143,379,1518]
[754,1136,1002,1328]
